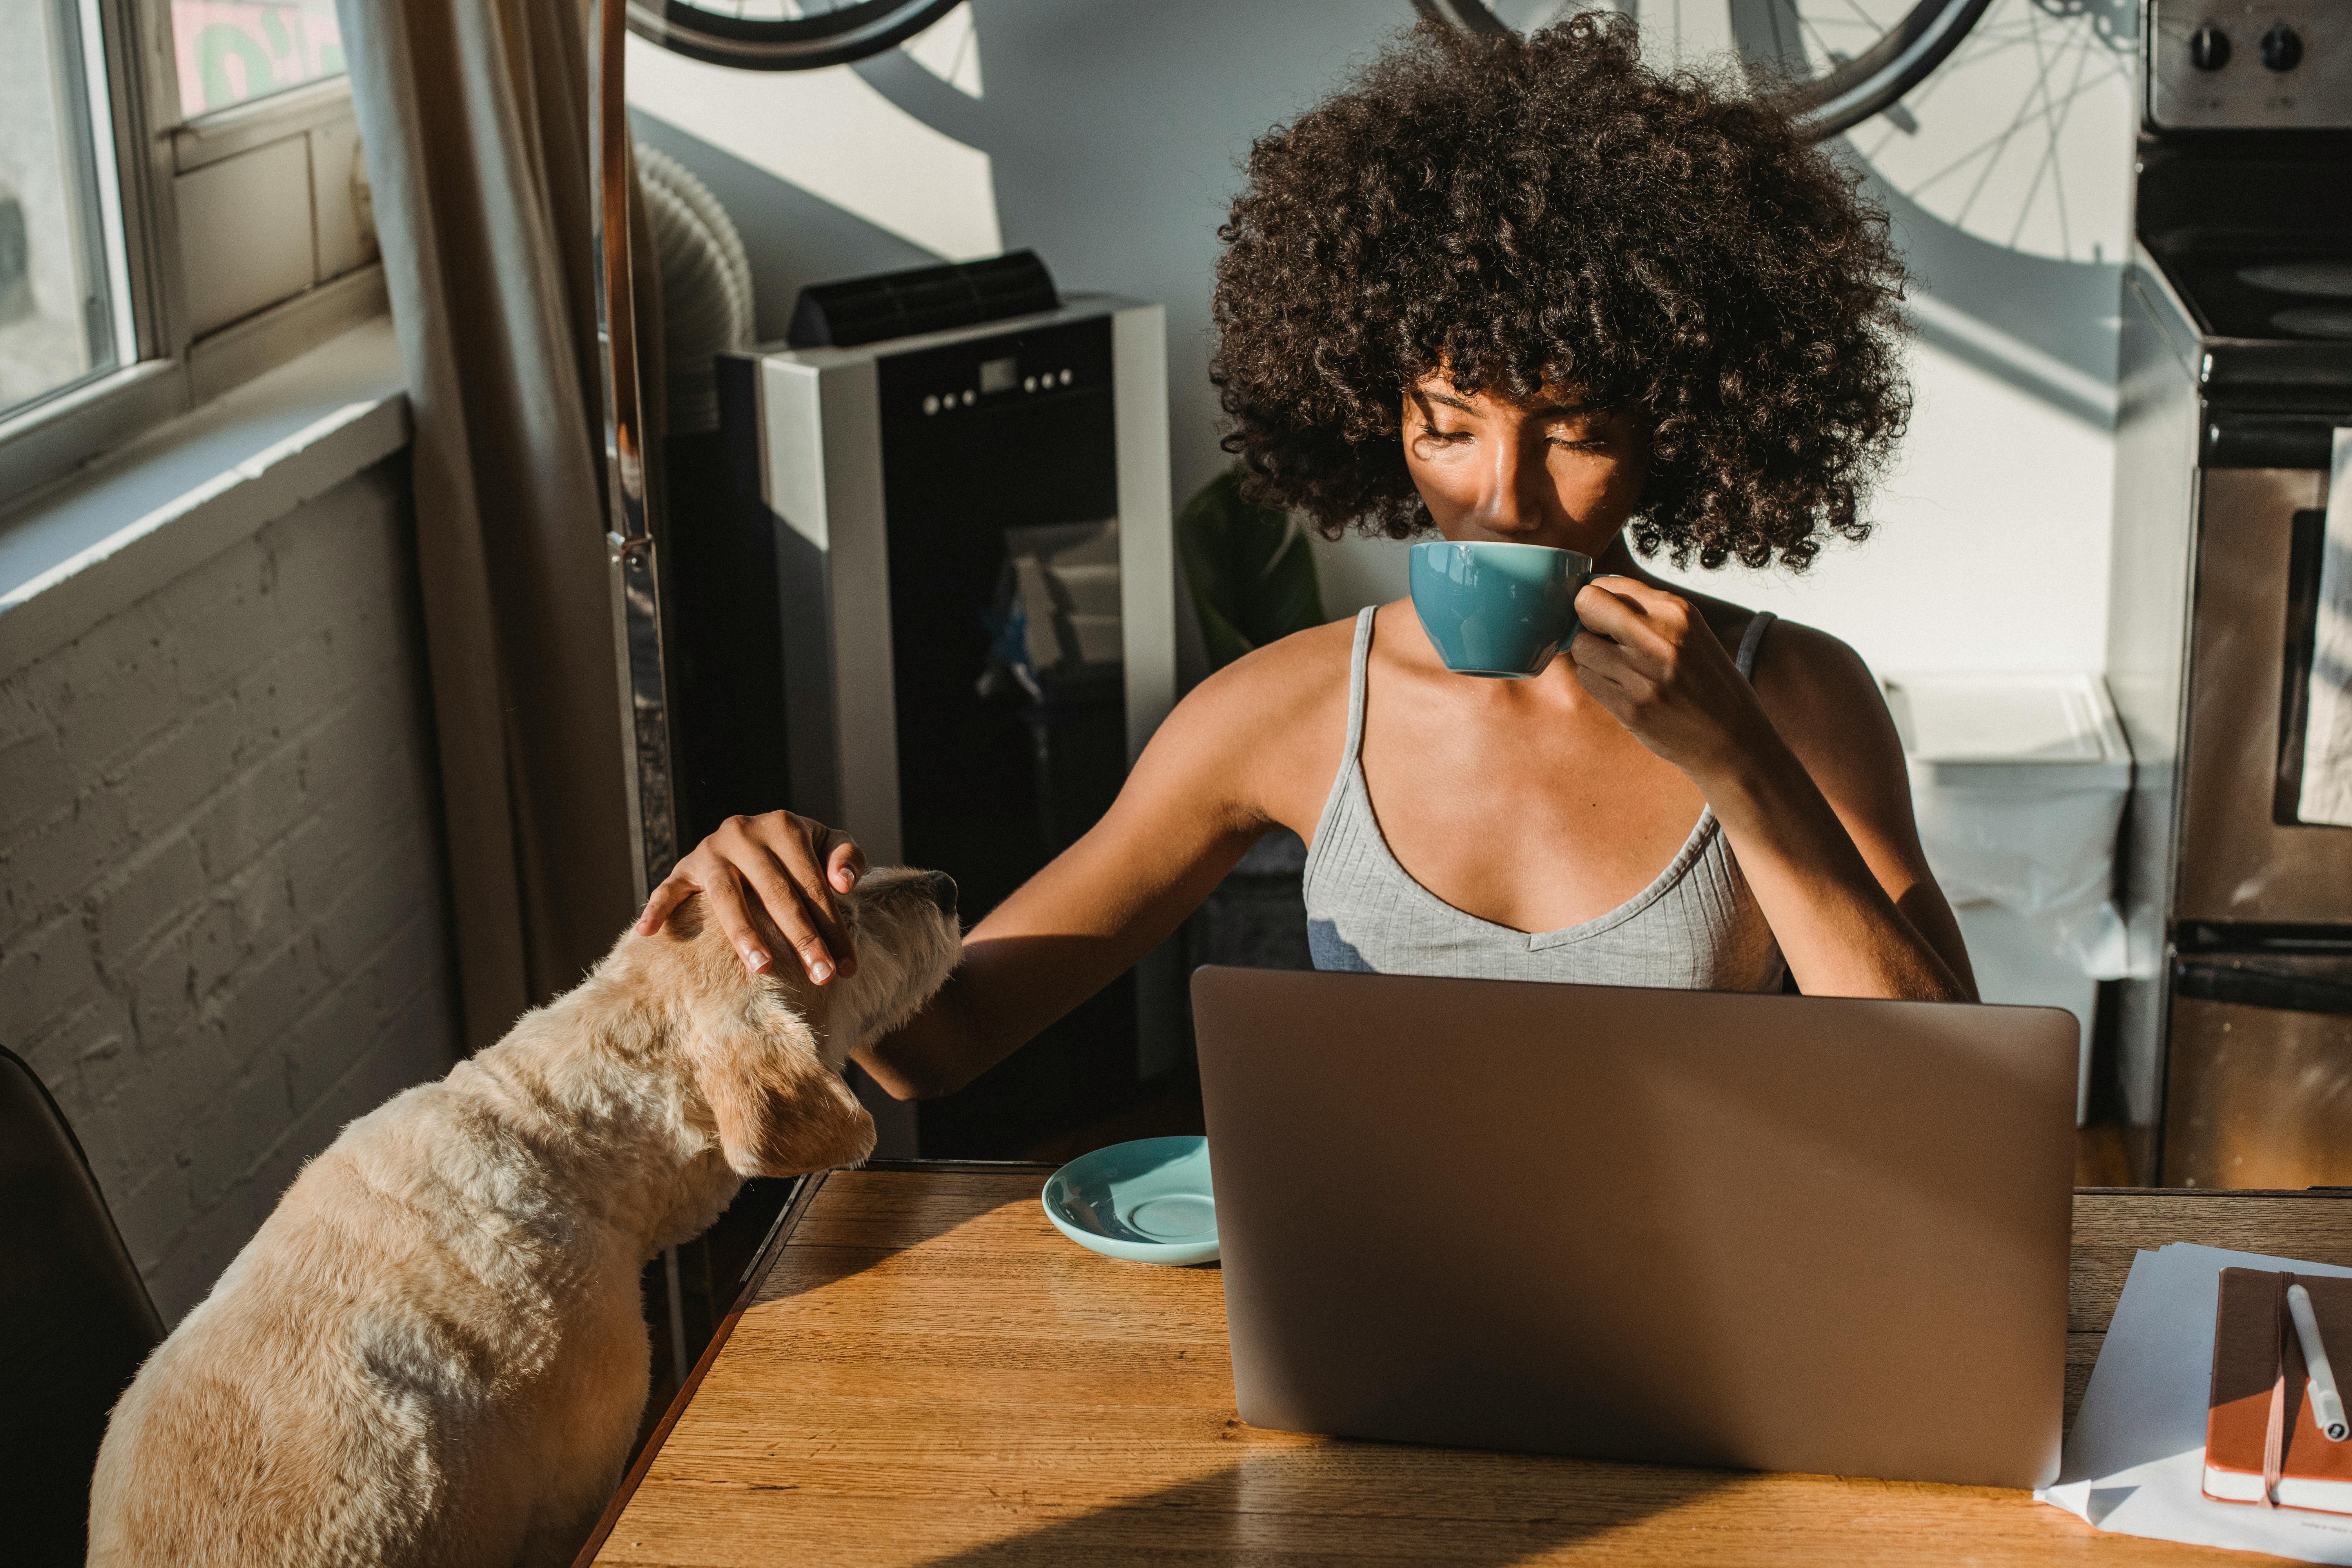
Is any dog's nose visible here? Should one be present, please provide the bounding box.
[923,872,958,916]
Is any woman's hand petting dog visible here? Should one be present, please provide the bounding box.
[641,809,866,985]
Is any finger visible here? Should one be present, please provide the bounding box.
[749,843,851,985]
[1584,573,1682,611]
[775,824,851,946]
[1589,577,1709,649]
[823,839,867,976]
[1574,581,1685,661]
[731,814,849,974]
[701,866,776,975]
[826,837,867,894]
[1569,628,1634,674]
[1569,642,1657,717]
[1569,632,1654,695]
[1568,610,1664,682]
[1572,579,1648,639]
[636,872,695,935]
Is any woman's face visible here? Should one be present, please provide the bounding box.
[1401,374,1650,557]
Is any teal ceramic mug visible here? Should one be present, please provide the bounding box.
[1408,541,1596,678]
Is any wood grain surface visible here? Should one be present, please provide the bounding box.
[582,1172,2352,1566]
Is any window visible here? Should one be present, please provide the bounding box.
[1,0,128,426]
[170,0,345,117]
[0,0,378,510]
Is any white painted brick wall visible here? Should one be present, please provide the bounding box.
[1,459,461,1321]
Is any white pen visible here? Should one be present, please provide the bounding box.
[2287,1284,2350,1443]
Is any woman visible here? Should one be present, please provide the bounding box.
[636,16,1974,1100]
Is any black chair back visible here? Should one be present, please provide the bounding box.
[0,1045,164,1566]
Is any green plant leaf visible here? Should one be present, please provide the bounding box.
[1177,466,1327,671]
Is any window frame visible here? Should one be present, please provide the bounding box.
[0,0,384,512]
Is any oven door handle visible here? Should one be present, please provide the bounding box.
[2174,961,2352,1017]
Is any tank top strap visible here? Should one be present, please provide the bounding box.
[1732,610,1777,680]
[1341,605,1376,765]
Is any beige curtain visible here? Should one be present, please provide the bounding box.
[338,0,663,1047]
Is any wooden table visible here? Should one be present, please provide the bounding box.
[579,1165,2352,1566]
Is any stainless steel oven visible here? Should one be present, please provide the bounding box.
[2107,0,2352,1187]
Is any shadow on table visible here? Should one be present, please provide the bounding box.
[908,1447,1738,1565]
[755,1167,1037,1304]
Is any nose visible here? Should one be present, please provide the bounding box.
[1466,432,1549,540]
[922,872,958,916]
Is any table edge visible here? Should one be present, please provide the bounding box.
[2076,1187,2352,1198]
[570,1171,824,1568]
[570,1160,1059,1568]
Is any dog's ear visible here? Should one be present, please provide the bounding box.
[688,998,876,1176]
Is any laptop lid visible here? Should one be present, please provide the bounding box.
[1191,967,2078,1488]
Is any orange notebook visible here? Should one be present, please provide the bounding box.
[2205,1268,2352,1514]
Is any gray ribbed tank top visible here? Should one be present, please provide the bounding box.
[1303,606,1787,991]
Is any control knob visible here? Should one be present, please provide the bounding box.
[2189,23,2231,71]
[2261,21,2302,72]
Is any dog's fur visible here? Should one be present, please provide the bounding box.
[86,867,960,1568]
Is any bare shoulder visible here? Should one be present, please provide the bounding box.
[1749,615,1879,705]
[1745,616,1907,788]
[1128,614,1359,833]
[1163,615,1354,741]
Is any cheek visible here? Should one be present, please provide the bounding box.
[1402,448,1474,518]
[1561,449,1649,520]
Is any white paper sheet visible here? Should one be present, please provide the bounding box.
[2298,428,2352,828]
[2038,1243,2352,1563]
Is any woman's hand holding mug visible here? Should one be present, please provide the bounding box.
[1568,576,1773,780]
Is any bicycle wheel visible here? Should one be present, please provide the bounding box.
[1410,0,1995,140]
[627,0,967,73]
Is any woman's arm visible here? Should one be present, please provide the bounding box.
[637,628,1349,1096]
[853,762,1249,1098]
[1570,578,1974,1002]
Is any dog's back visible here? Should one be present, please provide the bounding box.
[88,1076,652,1568]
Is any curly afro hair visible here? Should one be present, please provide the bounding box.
[1210,13,1910,570]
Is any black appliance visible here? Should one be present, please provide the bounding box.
[670,292,1179,1158]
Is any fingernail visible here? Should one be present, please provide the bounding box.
[809,959,834,984]
[743,947,770,973]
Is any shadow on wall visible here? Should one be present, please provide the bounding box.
[1884,177,2124,432]
[628,112,939,348]
[633,0,2134,472]
[635,0,1414,512]
[633,0,2138,668]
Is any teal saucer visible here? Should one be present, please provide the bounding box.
[1041,1135,1218,1266]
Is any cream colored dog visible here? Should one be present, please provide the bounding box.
[87,866,960,1568]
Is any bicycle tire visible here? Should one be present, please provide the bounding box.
[625,0,967,73]
[1408,0,1996,140]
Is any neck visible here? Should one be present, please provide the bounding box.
[446,978,742,1261]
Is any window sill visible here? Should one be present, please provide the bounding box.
[0,316,407,671]
[172,76,355,174]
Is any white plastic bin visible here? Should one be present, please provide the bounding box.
[1881,673,2133,1125]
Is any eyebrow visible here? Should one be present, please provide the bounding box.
[1417,388,1590,419]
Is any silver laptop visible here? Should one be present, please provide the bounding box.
[1190,966,2078,1488]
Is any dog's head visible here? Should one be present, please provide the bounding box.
[659,867,961,1178]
